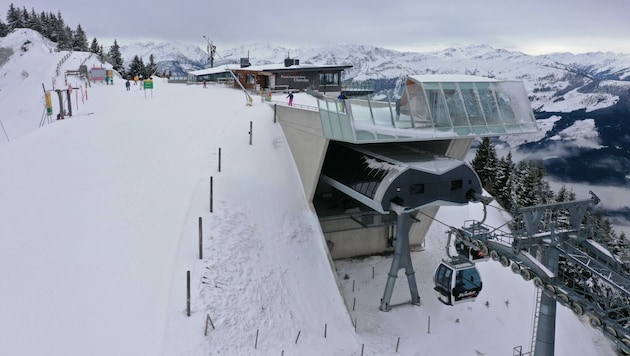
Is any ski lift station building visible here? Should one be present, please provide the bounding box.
[187,58,352,93]
[274,74,539,259]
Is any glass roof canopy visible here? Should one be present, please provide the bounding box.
[317,75,539,143]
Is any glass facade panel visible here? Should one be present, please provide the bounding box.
[316,77,538,143]
[476,83,501,125]
[424,84,451,130]
[459,83,485,127]
[406,83,431,127]
[495,86,517,124]
[442,82,469,129]
[477,83,504,133]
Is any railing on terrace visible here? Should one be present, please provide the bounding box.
[342,80,375,92]
[269,100,318,111]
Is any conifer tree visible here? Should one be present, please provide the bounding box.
[470,137,498,194]
[513,161,553,207]
[128,55,145,78]
[72,24,88,51]
[48,11,67,46]
[6,3,24,30]
[107,39,125,75]
[58,24,73,50]
[146,54,157,77]
[98,45,106,63]
[0,18,8,37]
[492,151,515,211]
[26,8,41,34]
[39,11,52,39]
[89,38,99,54]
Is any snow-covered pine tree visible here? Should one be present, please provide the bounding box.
[38,11,53,41]
[0,18,7,37]
[6,4,24,30]
[128,55,145,79]
[146,54,157,78]
[26,8,42,34]
[492,151,515,211]
[107,40,125,76]
[72,24,88,52]
[89,38,100,54]
[470,137,498,194]
[513,160,553,207]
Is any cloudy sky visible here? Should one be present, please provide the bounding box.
[5,0,630,55]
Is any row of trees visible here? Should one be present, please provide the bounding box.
[0,4,157,79]
[470,137,629,262]
[3,4,87,51]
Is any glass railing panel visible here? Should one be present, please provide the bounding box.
[338,112,355,141]
[346,100,376,141]
[368,99,395,128]
[320,110,333,138]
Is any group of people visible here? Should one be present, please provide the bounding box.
[124,75,151,91]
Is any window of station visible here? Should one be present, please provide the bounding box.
[410,183,425,194]
[451,179,463,191]
[246,74,256,84]
[320,72,339,85]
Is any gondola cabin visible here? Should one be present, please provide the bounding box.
[433,258,482,305]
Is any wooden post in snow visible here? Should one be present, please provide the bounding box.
[209,176,213,213]
[198,217,203,259]
[249,121,253,145]
[187,271,191,317]
[218,147,221,172]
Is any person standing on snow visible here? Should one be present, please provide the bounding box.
[287,92,294,106]
[125,80,131,91]
[337,92,347,111]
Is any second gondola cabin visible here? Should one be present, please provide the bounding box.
[433,258,483,305]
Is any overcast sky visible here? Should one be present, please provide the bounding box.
[5,0,630,55]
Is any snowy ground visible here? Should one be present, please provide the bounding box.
[0,29,618,355]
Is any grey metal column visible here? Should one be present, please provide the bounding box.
[534,247,560,356]
[55,89,64,119]
[380,209,420,311]
[66,89,72,117]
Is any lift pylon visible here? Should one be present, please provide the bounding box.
[380,203,420,311]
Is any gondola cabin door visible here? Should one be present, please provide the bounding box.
[433,259,482,305]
